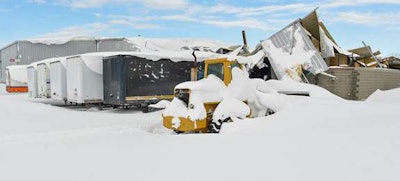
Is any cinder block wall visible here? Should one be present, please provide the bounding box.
[314,67,400,100]
[355,68,400,100]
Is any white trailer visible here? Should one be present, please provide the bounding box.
[66,52,120,104]
[5,65,28,93]
[27,65,38,98]
[37,61,51,98]
[50,57,68,102]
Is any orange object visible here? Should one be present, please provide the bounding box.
[6,86,28,93]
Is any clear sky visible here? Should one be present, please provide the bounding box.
[0,0,399,56]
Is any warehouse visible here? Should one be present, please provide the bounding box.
[0,37,140,82]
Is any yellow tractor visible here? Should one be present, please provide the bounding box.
[162,58,243,133]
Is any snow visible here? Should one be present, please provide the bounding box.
[149,100,171,109]
[26,36,96,45]
[6,65,28,84]
[77,52,128,74]
[366,88,400,103]
[212,97,250,121]
[261,22,328,81]
[165,75,227,120]
[25,36,230,52]
[0,82,399,180]
[125,37,229,52]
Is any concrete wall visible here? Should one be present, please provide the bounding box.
[356,68,400,100]
[313,67,400,100]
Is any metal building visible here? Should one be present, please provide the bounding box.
[0,37,138,82]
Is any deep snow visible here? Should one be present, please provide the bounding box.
[0,83,399,181]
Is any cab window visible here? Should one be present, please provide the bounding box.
[230,62,240,69]
[207,63,224,80]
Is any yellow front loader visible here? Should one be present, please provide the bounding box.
[162,58,242,133]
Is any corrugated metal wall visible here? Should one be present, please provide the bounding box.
[18,40,96,64]
[1,39,136,82]
[1,43,18,81]
[97,39,137,52]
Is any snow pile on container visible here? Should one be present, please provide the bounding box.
[112,50,222,63]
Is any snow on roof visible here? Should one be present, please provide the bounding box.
[25,36,97,45]
[106,50,223,63]
[28,56,68,68]
[6,65,28,83]
[23,36,231,51]
[125,37,230,52]
[67,52,126,74]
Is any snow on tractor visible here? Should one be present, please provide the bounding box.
[162,57,289,133]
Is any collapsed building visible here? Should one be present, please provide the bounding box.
[240,10,400,100]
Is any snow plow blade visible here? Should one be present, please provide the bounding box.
[163,116,208,133]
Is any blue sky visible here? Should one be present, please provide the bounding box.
[0,0,399,56]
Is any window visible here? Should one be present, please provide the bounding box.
[207,63,224,80]
[230,62,240,69]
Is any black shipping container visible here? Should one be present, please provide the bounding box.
[103,55,199,109]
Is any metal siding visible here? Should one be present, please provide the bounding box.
[300,10,320,41]
[18,41,96,65]
[1,39,132,82]
[1,43,18,81]
[98,39,137,52]
[263,22,328,79]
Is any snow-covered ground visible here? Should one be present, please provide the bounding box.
[0,83,399,181]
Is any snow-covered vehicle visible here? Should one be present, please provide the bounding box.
[162,58,252,133]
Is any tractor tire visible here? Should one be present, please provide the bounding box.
[174,130,184,134]
[265,108,275,116]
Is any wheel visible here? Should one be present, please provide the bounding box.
[174,130,184,134]
[265,108,275,116]
[141,106,149,113]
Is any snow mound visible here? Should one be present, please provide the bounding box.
[0,83,6,94]
[149,100,171,109]
[260,79,343,100]
[366,88,400,103]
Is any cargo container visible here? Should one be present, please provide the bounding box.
[5,65,28,93]
[102,51,216,110]
[49,57,67,102]
[66,52,121,104]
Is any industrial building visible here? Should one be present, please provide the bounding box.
[0,37,137,82]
